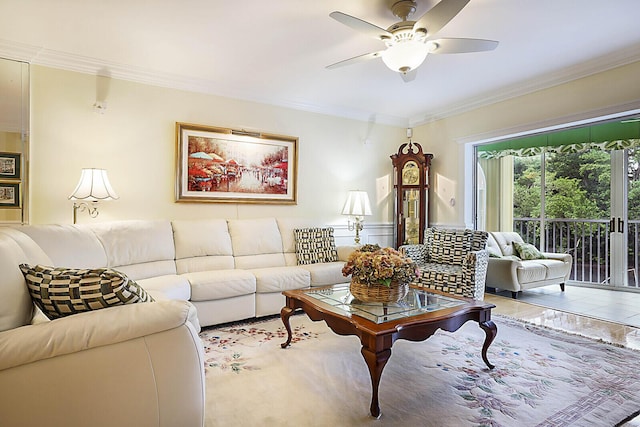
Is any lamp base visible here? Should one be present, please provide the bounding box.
[348,217,365,245]
[72,201,99,224]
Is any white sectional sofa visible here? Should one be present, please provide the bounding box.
[11,217,354,327]
[0,217,354,426]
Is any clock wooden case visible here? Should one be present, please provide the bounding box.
[390,142,433,248]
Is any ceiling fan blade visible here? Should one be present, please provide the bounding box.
[400,69,418,83]
[428,38,499,54]
[413,0,470,37]
[326,51,383,70]
[330,11,392,40]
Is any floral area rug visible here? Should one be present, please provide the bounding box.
[199,314,640,427]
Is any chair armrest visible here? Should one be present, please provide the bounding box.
[399,244,429,265]
[0,300,197,371]
[462,249,489,299]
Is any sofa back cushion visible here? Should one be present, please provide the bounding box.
[426,228,471,266]
[172,219,234,273]
[19,224,107,268]
[228,218,286,269]
[89,220,177,280]
[486,233,503,258]
[0,232,38,331]
[490,232,525,257]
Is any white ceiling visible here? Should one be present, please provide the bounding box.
[1,0,640,127]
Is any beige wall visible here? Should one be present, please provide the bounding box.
[414,60,640,227]
[29,61,640,231]
[30,66,404,227]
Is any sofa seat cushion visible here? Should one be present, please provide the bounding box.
[419,262,463,286]
[137,275,191,301]
[301,261,347,287]
[536,259,570,279]
[251,266,310,293]
[19,265,154,320]
[516,261,548,283]
[183,270,256,301]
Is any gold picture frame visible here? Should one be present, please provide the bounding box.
[176,122,298,204]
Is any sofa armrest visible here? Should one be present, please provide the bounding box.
[0,300,205,427]
[542,252,573,264]
[0,300,198,371]
[486,257,522,292]
[336,245,359,262]
[399,244,429,265]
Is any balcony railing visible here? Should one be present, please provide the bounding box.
[513,218,639,287]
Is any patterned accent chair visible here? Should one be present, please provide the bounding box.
[400,228,489,300]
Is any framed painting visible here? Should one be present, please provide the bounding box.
[176,122,298,204]
[0,152,20,180]
[0,182,20,208]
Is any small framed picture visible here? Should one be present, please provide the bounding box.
[0,182,20,208]
[0,152,21,180]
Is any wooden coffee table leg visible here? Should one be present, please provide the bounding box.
[360,346,392,419]
[280,306,294,348]
[479,320,497,369]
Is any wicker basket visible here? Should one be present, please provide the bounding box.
[349,280,409,303]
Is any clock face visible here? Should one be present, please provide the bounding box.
[402,162,419,185]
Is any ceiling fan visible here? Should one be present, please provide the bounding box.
[326,0,498,82]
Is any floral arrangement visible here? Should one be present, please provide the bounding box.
[342,244,418,287]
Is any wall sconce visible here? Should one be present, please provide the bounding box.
[68,168,119,224]
[341,190,372,244]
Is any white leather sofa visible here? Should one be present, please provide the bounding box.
[12,217,354,327]
[0,227,205,427]
[0,217,352,426]
[486,231,572,298]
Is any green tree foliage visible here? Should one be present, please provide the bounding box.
[513,145,640,220]
[544,177,602,219]
[547,151,610,214]
[513,156,541,218]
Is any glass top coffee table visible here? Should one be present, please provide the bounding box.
[281,283,497,418]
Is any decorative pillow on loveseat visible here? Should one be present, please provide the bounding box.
[293,227,338,265]
[512,242,546,260]
[19,264,154,320]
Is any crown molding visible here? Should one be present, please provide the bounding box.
[0,39,408,127]
[409,44,640,126]
[1,38,638,130]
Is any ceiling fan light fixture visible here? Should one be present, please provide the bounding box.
[381,40,429,73]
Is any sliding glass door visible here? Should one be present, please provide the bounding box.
[476,119,640,289]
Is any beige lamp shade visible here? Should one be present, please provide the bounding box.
[68,168,119,201]
[342,190,372,216]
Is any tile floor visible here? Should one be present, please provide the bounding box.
[490,284,640,327]
[485,284,640,350]
[485,285,640,426]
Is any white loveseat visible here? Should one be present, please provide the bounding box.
[486,231,572,298]
[0,217,354,427]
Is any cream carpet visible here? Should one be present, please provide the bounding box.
[200,314,640,427]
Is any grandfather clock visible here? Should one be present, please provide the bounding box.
[391,139,433,248]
